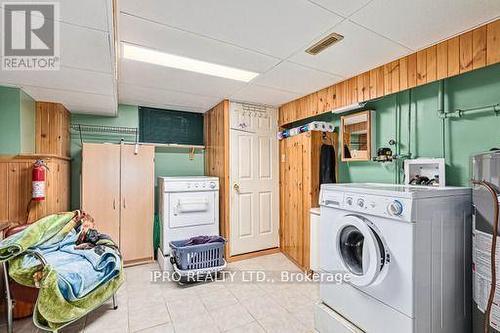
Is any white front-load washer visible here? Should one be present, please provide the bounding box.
[316,183,472,333]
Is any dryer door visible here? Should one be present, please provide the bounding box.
[336,215,386,287]
[168,191,217,228]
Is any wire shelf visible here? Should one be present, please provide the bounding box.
[70,124,138,135]
[71,124,139,145]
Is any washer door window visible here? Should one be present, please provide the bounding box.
[337,215,385,287]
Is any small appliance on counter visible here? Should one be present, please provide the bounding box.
[404,158,445,186]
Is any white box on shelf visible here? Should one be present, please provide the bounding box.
[404,158,445,187]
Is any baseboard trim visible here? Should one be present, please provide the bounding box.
[227,247,280,263]
[124,257,154,267]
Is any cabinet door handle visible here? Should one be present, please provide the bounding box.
[123,198,126,209]
[113,199,116,210]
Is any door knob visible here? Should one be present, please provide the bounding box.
[233,183,240,192]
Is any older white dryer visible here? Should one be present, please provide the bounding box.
[157,176,219,270]
[316,183,472,333]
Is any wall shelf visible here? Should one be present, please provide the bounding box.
[122,142,205,160]
[71,124,139,145]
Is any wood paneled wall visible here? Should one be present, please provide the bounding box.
[0,101,71,226]
[204,100,230,258]
[280,131,337,271]
[36,102,70,157]
[279,19,500,126]
[0,156,70,225]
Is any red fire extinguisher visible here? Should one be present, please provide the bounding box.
[32,160,47,201]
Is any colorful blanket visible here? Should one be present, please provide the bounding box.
[0,212,124,331]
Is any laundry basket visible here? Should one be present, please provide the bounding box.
[169,237,226,278]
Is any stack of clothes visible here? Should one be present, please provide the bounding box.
[0,211,124,330]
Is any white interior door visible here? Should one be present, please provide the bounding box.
[230,102,279,256]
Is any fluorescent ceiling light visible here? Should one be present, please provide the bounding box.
[122,43,259,82]
[331,102,367,114]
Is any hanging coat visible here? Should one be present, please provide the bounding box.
[320,144,336,184]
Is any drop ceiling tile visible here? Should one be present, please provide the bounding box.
[251,61,342,95]
[60,22,112,73]
[119,83,221,111]
[120,14,279,73]
[120,59,247,98]
[67,102,116,115]
[59,0,110,31]
[119,97,209,113]
[309,0,374,17]
[119,0,343,58]
[230,84,301,106]
[0,0,109,31]
[351,0,500,50]
[0,65,115,96]
[22,86,116,115]
[289,20,410,78]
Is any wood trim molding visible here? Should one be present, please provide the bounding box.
[227,247,281,263]
[124,257,154,267]
[278,19,500,126]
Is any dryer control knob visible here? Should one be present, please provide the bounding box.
[388,200,403,216]
[357,198,365,208]
[209,182,216,189]
[346,197,353,206]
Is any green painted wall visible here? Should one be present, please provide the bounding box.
[290,63,500,187]
[70,104,204,210]
[20,89,35,153]
[0,86,35,154]
[0,86,21,154]
[72,104,139,129]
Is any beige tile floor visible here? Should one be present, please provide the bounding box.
[4,253,319,333]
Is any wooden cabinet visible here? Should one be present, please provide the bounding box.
[35,102,70,158]
[0,155,70,225]
[120,144,155,264]
[81,144,121,242]
[81,143,155,265]
[279,131,336,271]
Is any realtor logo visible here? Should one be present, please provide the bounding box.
[2,2,60,70]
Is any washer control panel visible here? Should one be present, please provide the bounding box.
[320,190,412,221]
[163,180,219,192]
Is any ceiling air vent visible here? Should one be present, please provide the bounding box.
[305,32,344,55]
